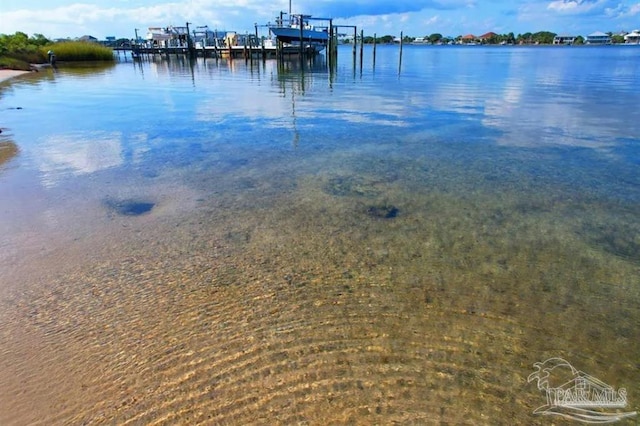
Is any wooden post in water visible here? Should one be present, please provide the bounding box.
[249,35,254,64]
[359,29,364,69]
[331,25,337,61]
[373,33,377,69]
[299,15,304,65]
[399,31,404,74]
[243,34,248,62]
[186,22,195,58]
[214,29,219,62]
[352,27,357,63]
[327,19,332,70]
[253,24,258,64]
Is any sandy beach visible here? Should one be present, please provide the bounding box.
[0,69,31,84]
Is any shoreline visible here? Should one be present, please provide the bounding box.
[0,69,31,84]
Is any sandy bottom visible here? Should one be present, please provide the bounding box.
[1,150,639,425]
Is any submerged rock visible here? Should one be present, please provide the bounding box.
[105,199,155,216]
[366,204,399,219]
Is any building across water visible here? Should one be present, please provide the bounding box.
[553,34,577,45]
[586,31,611,45]
[624,30,640,44]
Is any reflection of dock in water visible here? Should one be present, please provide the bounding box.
[123,44,323,61]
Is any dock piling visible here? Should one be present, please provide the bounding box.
[359,29,364,71]
[373,33,377,69]
[352,27,357,63]
[399,31,404,74]
[299,15,304,66]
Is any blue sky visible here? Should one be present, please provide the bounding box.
[1,0,639,39]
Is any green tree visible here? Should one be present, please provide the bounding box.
[532,31,556,44]
[0,32,44,59]
[0,31,50,68]
[517,32,533,44]
[31,33,51,46]
[486,34,501,44]
[611,34,625,44]
[428,33,443,44]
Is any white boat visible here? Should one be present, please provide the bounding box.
[146,27,172,43]
[269,13,329,47]
[269,25,329,44]
[145,26,189,47]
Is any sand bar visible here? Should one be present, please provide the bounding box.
[0,69,31,84]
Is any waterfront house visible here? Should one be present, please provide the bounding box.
[78,35,98,43]
[460,34,477,44]
[553,34,577,45]
[624,30,640,44]
[479,32,497,43]
[586,31,611,44]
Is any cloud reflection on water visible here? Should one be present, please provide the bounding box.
[35,131,123,187]
[191,48,638,153]
[18,46,639,193]
[398,47,639,151]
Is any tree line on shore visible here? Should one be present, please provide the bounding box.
[358,31,628,45]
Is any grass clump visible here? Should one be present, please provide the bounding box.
[42,41,114,62]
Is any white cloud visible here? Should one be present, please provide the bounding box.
[423,15,440,26]
[0,0,281,38]
[547,0,606,14]
[613,2,640,17]
[630,3,640,15]
[0,0,635,40]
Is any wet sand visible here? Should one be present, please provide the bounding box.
[0,69,31,84]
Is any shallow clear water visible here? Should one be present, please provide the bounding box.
[1,45,639,424]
